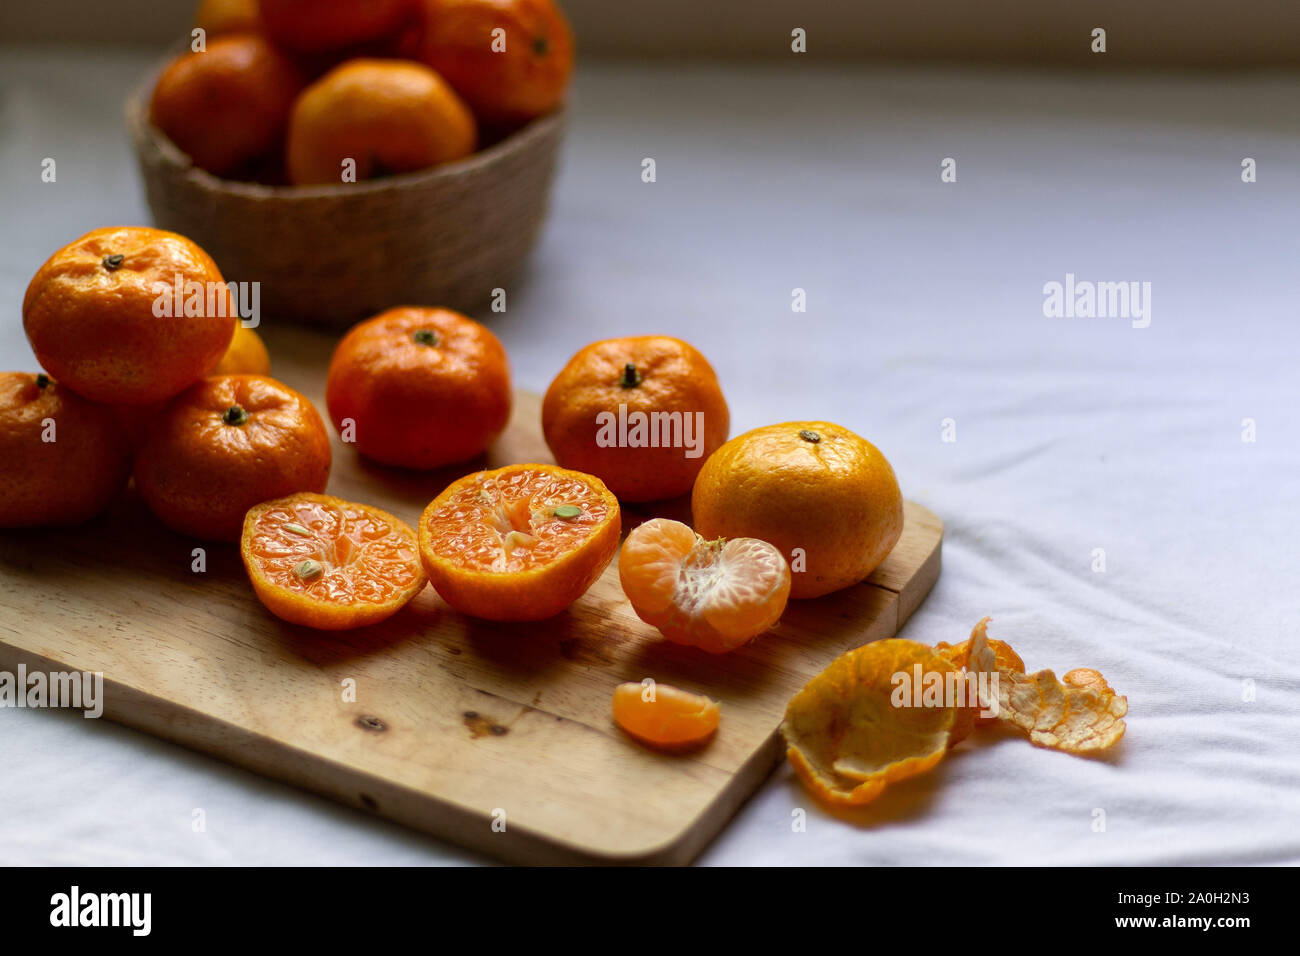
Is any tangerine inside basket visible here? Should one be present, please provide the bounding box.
[125,63,566,328]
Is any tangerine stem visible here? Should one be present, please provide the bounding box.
[620,363,641,388]
[222,405,249,426]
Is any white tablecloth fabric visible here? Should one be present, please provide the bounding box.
[1,47,1298,865]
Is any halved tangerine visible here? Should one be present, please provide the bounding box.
[619,517,791,654]
[417,463,621,621]
[612,681,719,751]
[241,492,426,630]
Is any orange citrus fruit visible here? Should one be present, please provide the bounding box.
[242,492,426,629]
[259,0,416,54]
[541,336,729,502]
[325,307,511,469]
[110,400,168,453]
[213,323,272,375]
[612,682,719,751]
[286,59,477,185]
[23,227,236,406]
[134,374,331,541]
[619,517,790,654]
[782,639,959,806]
[416,0,574,126]
[150,34,304,178]
[195,0,262,38]
[692,421,902,599]
[0,372,132,527]
[418,463,620,621]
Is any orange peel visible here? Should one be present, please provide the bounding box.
[967,618,1127,754]
[780,639,959,806]
[936,629,1026,726]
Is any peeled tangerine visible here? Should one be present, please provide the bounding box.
[612,682,720,751]
[618,518,791,654]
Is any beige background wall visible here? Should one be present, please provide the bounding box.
[1,1,1299,66]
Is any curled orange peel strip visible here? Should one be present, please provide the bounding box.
[966,617,1128,754]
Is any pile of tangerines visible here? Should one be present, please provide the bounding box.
[2,221,908,761]
[151,0,573,183]
[2,4,1131,816]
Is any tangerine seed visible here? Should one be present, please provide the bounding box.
[294,559,323,581]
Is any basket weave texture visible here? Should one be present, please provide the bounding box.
[125,73,565,328]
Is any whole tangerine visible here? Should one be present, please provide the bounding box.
[194,0,262,37]
[134,374,332,541]
[150,34,304,178]
[286,58,476,185]
[213,323,272,376]
[691,421,903,600]
[325,307,511,469]
[259,0,416,54]
[416,0,574,126]
[0,373,132,527]
[23,226,236,406]
[541,336,729,502]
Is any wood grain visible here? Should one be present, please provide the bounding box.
[0,326,942,864]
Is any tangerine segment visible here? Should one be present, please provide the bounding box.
[612,682,719,750]
[966,619,1128,754]
[619,517,791,654]
[242,493,426,630]
[781,639,958,806]
[418,463,621,621]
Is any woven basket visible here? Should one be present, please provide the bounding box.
[125,71,565,328]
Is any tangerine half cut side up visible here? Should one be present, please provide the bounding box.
[241,492,426,630]
[418,463,621,621]
[619,517,791,654]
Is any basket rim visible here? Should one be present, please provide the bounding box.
[125,54,568,203]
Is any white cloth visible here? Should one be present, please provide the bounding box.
[1,48,1297,865]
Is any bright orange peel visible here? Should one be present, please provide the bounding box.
[780,639,959,806]
[936,629,1026,726]
[967,618,1128,754]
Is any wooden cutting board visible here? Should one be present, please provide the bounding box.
[0,326,942,865]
